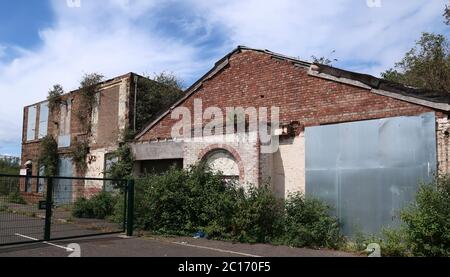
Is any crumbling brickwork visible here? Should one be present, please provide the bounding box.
[20,73,139,200]
[139,50,437,141]
[437,115,450,174]
[137,49,449,191]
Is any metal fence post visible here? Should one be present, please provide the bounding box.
[126,179,135,237]
[44,177,53,241]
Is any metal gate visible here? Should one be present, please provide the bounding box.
[0,174,134,246]
[305,112,437,236]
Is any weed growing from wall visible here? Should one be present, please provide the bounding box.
[72,140,90,174]
[38,135,58,176]
[76,73,104,133]
[47,84,64,112]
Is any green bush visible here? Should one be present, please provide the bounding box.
[282,193,343,249]
[72,191,118,219]
[399,175,450,257]
[133,165,237,236]
[7,191,26,204]
[360,176,450,257]
[231,185,284,243]
[378,228,410,257]
[122,165,343,249]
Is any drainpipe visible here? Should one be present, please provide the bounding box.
[133,75,138,132]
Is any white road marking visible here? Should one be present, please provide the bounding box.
[14,233,74,252]
[171,241,261,257]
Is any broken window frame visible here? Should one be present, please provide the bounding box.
[26,105,37,142]
[38,102,49,139]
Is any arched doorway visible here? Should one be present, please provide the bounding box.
[202,149,241,183]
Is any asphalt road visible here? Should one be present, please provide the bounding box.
[0,234,359,257]
[1,205,359,257]
[0,211,122,245]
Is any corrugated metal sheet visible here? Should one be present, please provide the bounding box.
[305,112,437,236]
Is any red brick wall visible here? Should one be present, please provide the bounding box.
[138,50,437,141]
[94,85,120,148]
[21,77,131,177]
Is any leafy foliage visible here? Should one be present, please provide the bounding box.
[72,140,89,174]
[445,5,449,25]
[382,33,450,92]
[378,228,410,257]
[38,136,58,176]
[47,84,64,111]
[311,50,338,66]
[106,144,134,180]
[7,191,26,204]
[281,193,343,249]
[122,165,342,248]
[77,73,104,132]
[72,191,119,219]
[358,176,450,257]
[400,175,450,257]
[231,185,284,243]
[134,72,183,131]
[153,71,184,90]
[0,159,20,175]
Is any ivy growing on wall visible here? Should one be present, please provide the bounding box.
[107,144,134,180]
[38,135,59,176]
[72,140,90,174]
[106,128,135,180]
[76,73,104,133]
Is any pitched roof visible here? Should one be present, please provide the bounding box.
[135,46,450,140]
[313,64,450,107]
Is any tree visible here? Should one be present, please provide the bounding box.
[0,159,20,175]
[134,72,184,131]
[381,33,450,92]
[152,71,184,90]
[47,84,64,111]
[445,5,449,25]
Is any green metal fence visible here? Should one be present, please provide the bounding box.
[0,174,134,246]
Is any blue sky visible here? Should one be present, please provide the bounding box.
[0,0,448,157]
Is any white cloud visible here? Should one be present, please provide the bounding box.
[0,45,5,58]
[0,0,447,156]
[195,0,447,74]
[0,0,210,155]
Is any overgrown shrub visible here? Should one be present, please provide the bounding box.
[72,140,89,174]
[72,191,118,219]
[38,136,58,176]
[378,228,410,257]
[122,165,343,248]
[231,185,284,243]
[282,193,343,249]
[399,175,450,257]
[357,176,450,257]
[133,165,237,236]
[107,144,134,180]
[7,191,26,204]
[76,73,104,132]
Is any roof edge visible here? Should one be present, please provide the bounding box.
[135,46,450,140]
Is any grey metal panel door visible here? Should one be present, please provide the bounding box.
[55,157,73,204]
[305,112,437,236]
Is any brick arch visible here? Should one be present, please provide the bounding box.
[198,144,245,182]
